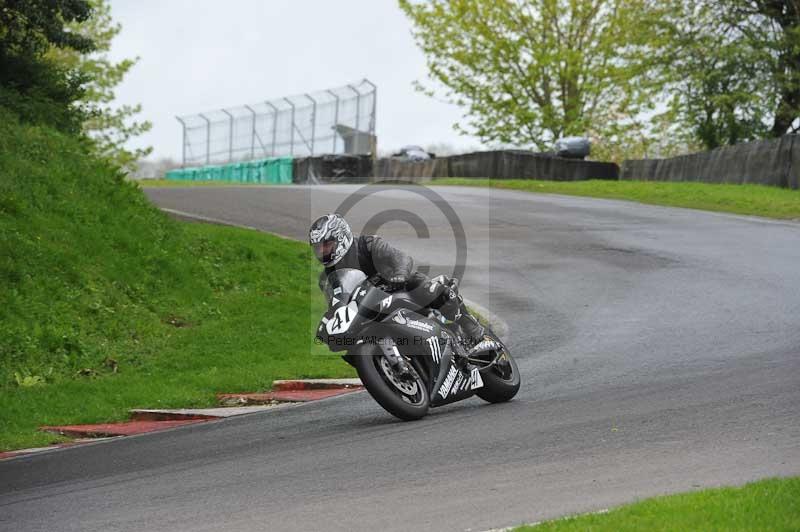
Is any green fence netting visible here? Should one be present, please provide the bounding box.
[165,157,293,184]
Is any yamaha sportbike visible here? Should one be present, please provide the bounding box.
[316,268,520,420]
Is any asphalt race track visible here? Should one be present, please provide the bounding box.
[2,185,799,531]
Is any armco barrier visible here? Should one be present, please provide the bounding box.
[621,135,799,189]
[366,151,616,181]
[165,157,293,184]
[445,150,619,181]
[165,150,620,184]
[293,155,372,183]
[371,158,447,181]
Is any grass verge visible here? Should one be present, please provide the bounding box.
[435,178,800,220]
[513,477,799,531]
[0,108,348,451]
[0,221,351,451]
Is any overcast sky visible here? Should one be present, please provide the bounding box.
[108,0,483,161]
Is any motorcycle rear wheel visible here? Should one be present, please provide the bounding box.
[476,350,520,403]
[352,347,430,421]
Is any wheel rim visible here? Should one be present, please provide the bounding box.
[492,350,515,381]
[377,356,425,405]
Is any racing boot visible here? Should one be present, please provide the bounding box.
[455,311,485,350]
[457,307,505,358]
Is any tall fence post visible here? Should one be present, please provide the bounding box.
[284,98,296,156]
[363,79,377,134]
[265,102,278,156]
[221,109,234,163]
[347,84,361,133]
[306,94,317,156]
[326,89,340,153]
[176,116,187,167]
[244,105,256,160]
[199,113,211,165]
[363,78,377,155]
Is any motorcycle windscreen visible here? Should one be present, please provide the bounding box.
[322,268,367,307]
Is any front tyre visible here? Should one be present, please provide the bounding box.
[352,346,429,421]
[476,350,520,403]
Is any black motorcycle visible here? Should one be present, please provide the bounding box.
[316,268,520,420]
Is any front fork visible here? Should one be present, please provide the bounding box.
[377,339,414,376]
[341,340,411,374]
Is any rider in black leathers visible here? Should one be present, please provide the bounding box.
[309,213,486,345]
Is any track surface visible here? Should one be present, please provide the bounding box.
[2,185,799,531]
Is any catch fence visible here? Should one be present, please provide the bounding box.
[176,79,376,167]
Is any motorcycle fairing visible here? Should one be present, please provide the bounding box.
[428,350,484,407]
[317,277,487,409]
[358,308,443,360]
[375,309,484,407]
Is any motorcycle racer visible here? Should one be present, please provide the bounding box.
[308,213,486,347]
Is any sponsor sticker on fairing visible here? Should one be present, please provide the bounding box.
[438,365,459,398]
[426,336,440,362]
[326,301,358,334]
[405,319,433,333]
[451,373,465,396]
[469,367,484,390]
[391,310,434,332]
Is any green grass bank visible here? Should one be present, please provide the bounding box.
[436,178,800,219]
[513,476,799,531]
[0,108,349,451]
[138,178,270,188]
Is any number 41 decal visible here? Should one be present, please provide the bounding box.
[326,302,358,334]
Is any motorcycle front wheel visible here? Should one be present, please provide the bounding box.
[352,346,429,421]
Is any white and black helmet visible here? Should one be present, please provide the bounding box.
[309,213,353,266]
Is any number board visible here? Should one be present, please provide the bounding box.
[326,301,359,334]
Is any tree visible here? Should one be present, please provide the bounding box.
[46,0,152,171]
[724,0,800,137]
[0,0,95,132]
[658,2,773,149]
[659,0,800,150]
[398,0,672,158]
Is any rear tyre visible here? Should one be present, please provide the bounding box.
[476,350,520,403]
[352,347,429,421]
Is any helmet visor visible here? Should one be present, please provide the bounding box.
[312,240,336,263]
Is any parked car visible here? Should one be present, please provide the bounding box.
[392,145,435,161]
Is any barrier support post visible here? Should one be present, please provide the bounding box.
[326,90,340,153]
[221,109,234,163]
[306,94,317,156]
[244,105,257,160]
[284,98,296,156]
[176,116,187,167]
[265,102,279,157]
[199,113,211,165]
